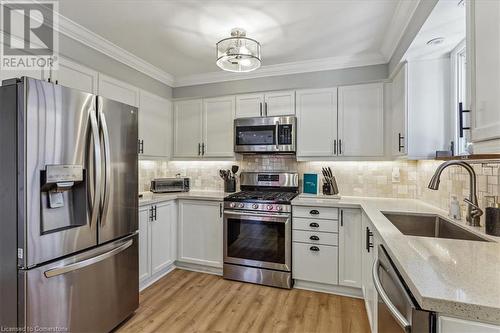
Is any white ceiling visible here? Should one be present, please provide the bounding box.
[405,0,465,60]
[58,0,419,86]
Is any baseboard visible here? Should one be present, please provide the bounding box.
[175,260,223,276]
[139,263,176,291]
[293,279,363,299]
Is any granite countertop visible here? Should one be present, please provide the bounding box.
[292,195,500,325]
[139,190,226,206]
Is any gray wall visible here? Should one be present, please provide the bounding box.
[388,0,439,76]
[173,64,388,99]
[59,35,172,99]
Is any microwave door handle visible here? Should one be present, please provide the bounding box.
[372,258,411,332]
[275,121,279,150]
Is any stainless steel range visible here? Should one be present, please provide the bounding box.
[223,172,299,289]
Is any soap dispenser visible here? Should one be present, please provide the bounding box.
[485,196,500,236]
[449,195,461,220]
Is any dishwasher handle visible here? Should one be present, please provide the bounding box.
[372,258,411,332]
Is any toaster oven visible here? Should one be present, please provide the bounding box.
[150,178,190,193]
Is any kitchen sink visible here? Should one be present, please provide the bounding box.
[382,212,489,242]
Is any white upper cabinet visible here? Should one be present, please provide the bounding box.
[203,96,235,157]
[338,83,384,157]
[98,73,139,107]
[51,58,98,94]
[235,91,295,118]
[391,64,407,156]
[338,208,362,288]
[264,90,295,116]
[296,88,338,157]
[173,99,203,158]
[139,90,172,158]
[469,0,500,151]
[235,93,264,118]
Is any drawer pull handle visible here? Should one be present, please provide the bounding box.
[309,222,319,228]
[309,235,320,241]
[309,209,320,215]
[310,246,320,252]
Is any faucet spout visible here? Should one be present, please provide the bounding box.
[427,161,483,226]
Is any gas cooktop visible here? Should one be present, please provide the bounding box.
[224,190,298,204]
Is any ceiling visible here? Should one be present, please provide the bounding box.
[405,0,465,60]
[58,0,420,86]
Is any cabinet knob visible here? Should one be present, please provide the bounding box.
[309,235,320,241]
[309,246,320,252]
[309,222,319,228]
[309,209,319,215]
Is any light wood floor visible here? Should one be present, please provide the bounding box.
[116,269,370,333]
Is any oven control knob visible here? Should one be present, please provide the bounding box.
[252,204,259,209]
[238,203,245,208]
[276,205,283,211]
[267,205,273,210]
[229,202,236,208]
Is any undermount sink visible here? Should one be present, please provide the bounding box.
[382,212,489,242]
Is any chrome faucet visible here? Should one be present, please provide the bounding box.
[428,161,483,226]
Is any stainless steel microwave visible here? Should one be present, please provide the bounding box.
[234,116,296,154]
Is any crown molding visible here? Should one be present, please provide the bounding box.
[54,12,175,87]
[380,0,421,60]
[173,52,387,87]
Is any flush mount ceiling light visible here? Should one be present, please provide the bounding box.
[216,28,261,73]
[426,37,445,46]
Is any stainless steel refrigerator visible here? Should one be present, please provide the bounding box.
[0,77,139,332]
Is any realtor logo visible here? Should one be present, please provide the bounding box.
[1,1,59,70]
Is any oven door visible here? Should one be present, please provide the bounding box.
[234,116,296,153]
[223,210,291,271]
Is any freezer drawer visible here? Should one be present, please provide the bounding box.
[19,234,139,332]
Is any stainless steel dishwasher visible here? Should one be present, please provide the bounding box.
[373,245,437,333]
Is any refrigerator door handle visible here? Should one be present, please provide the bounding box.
[98,104,111,226]
[44,239,133,278]
[89,106,102,228]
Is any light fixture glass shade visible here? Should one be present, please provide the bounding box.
[216,28,261,72]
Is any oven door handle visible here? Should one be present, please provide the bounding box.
[223,210,290,221]
[372,258,411,332]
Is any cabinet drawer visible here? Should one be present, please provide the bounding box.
[293,206,338,220]
[292,230,338,246]
[293,217,338,233]
[292,242,338,285]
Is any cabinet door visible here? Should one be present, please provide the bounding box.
[98,73,139,107]
[173,99,203,158]
[470,0,500,146]
[439,316,500,333]
[203,96,235,157]
[264,90,295,116]
[235,93,264,118]
[138,206,151,282]
[139,90,172,158]
[178,200,223,268]
[53,58,98,94]
[292,242,339,285]
[151,202,176,275]
[391,64,407,156]
[296,88,338,157]
[338,83,384,157]
[361,213,377,333]
[338,208,362,288]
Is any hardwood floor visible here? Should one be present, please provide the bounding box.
[116,269,370,333]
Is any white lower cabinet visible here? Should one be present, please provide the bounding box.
[292,242,339,285]
[178,200,223,268]
[439,316,500,333]
[338,208,362,288]
[361,212,379,333]
[139,201,177,286]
